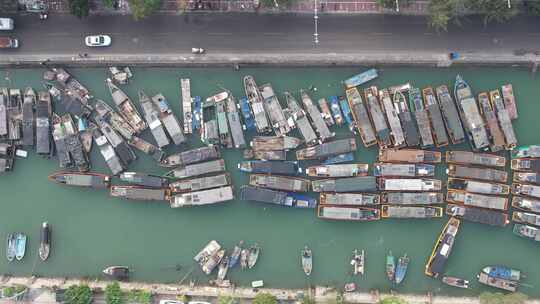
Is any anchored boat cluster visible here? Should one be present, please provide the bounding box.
[0,67,536,293]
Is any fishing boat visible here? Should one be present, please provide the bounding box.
[512,145,540,159]
[52,113,71,168]
[170,174,230,193]
[166,159,226,179]
[201,249,225,275]
[373,163,435,177]
[39,222,50,261]
[301,90,334,142]
[217,256,229,281]
[296,138,356,160]
[7,89,22,141]
[513,172,540,185]
[120,172,168,188]
[395,254,409,285]
[170,186,234,207]
[92,128,126,175]
[93,99,136,140]
[239,160,301,176]
[97,116,137,166]
[22,87,35,147]
[425,217,460,278]
[77,118,95,154]
[445,151,505,168]
[243,75,271,133]
[312,176,377,193]
[478,92,505,152]
[351,249,364,275]
[35,91,52,155]
[379,88,405,148]
[247,244,260,269]
[111,185,171,201]
[501,84,518,120]
[513,211,540,227]
[446,190,509,211]
[511,158,540,172]
[364,86,391,148]
[442,276,470,289]
[343,68,378,89]
[422,87,448,147]
[512,183,540,199]
[6,233,15,262]
[317,205,380,221]
[436,85,465,145]
[106,78,146,133]
[242,184,317,208]
[62,113,90,172]
[48,172,111,188]
[180,78,193,134]
[490,89,517,150]
[318,98,335,127]
[229,241,243,269]
[447,165,507,183]
[378,178,442,191]
[513,224,540,242]
[386,251,395,283]
[446,204,509,227]
[103,266,130,281]
[301,246,312,276]
[328,96,343,125]
[477,272,518,292]
[240,248,249,269]
[482,265,523,281]
[259,84,290,136]
[0,88,8,138]
[378,149,442,164]
[447,177,509,195]
[239,96,256,131]
[381,205,443,219]
[323,153,354,165]
[340,95,357,134]
[344,283,356,293]
[393,90,420,147]
[409,86,434,148]
[139,91,169,148]
[192,96,202,132]
[306,164,369,178]
[249,174,310,192]
[251,136,303,151]
[320,193,380,206]
[15,233,26,261]
[284,92,318,146]
[207,91,228,103]
[512,196,540,213]
[346,88,376,147]
[225,94,247,148]
[244,149,286,161]
[160,145,220,168]
[454,75,490,151]
[381,192,443,205]
[201,100,219,145]
[216,100,233,148]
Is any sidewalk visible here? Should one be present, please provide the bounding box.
[37,0,429,15]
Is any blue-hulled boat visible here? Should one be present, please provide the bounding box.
[286,192,317,208]
[482,265,524,281]
[238,160,301,176]
[239,96,256,131]
[323,153,354,165]
[386,251,395,283]
[229,241,243,269]
[395,254,409,285]
[343,68,378,89]
[6,234,15,262]
[191,96,202,132]
[15,233,26,261]
[328,96,343,125]
[338,96,356,133]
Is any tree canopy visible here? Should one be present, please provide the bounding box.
[69,0,90,18]
[64,284,92,304]
[105,282,123,304]
[253,293,278,304]
[129,0,162,19]
[378,296,408,304]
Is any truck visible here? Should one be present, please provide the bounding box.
[0,37,18,49]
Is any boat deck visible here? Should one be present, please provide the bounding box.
[296,138,356,160]
[111,186,169,201]
[169,159,226,179]
[260,84,290,136]
[448,165,507,182]
[181,78,193,134]
[381,205,442,219]
[170,173,230,193]
[478,93,505,152]
[251,136,302,151]
[382,192,443,205]
[446,204,508,227]
[312,176,377,193]
[373,163,434,177]
[225,97,247,149]
[436,85,465,144]
[378,149,442,164]
[284,92,318,146]
[320,193,380,206]
[380,89,405,148]
[301,90,334,142]
[346,88,376,147]
[170,186,234,207]
[446,190,508,211]
[379,178,442,191]
[445,151,505,167]
[365,88,391,148]
[249,174,310,192]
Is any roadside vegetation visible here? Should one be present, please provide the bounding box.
[104,283,153,304]
[69,0,90,18]
[64,284,93,304]
[378,296,408,304]
[479,292,527,304]
[253,292,278,304]
[128,0,162,19]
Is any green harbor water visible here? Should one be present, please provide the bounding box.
[0,66,539,297]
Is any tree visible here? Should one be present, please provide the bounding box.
[378,296,408,304]
[128,0,161,19]
[428,0,455,33]
[526,0,540,15]
[69,0,90,18]
[302,296,316,304]
[127,289,152,304]
[252,293,278,304]
[105,282,123,304]
[259,0,294,8]
[217,295,235,304]
[64,284,92,304]
[2,287,15,298]
[466,0,517,25]
[103,0,115,8]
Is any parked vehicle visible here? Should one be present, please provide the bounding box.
[0,18,14,31]
[85,35,112,47]
[0,36,18,48]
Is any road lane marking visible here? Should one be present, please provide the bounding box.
[208,32,233,36]
[263,32,285,36]
[371,32,392,36]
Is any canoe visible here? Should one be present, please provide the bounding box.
[229,241,243,269]
[103,265,130,281]
[351,249,364,276]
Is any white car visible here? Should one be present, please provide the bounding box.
[85,35,111,47]
[159,301,184,304]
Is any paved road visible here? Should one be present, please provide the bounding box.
[5,14,540,56]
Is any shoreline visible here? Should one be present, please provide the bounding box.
[1,276,539,304]
[0,52,538,69]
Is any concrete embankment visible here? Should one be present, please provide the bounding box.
[0,52,538,68]
[2,276,540,304]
